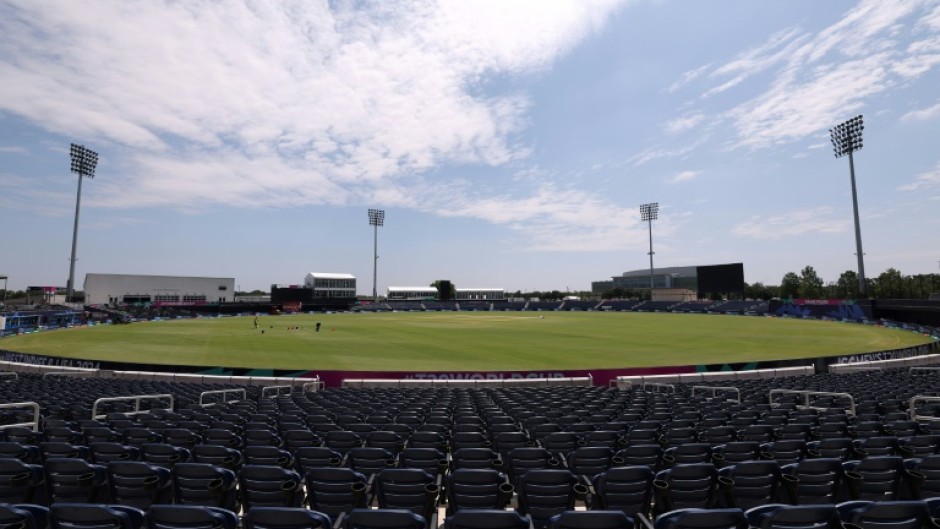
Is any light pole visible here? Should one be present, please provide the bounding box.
[67,143,98,303]
[829,115,867,296]
[368,209,385,302]
[640,202,659,297]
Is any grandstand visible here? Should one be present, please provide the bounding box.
[0,360,939,527]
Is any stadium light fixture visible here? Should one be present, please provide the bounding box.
[639,202,659,294]
[67,143,99,303]
[829,115,867,296]
[368,208,385,302]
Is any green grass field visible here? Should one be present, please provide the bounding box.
[0,312,932,371]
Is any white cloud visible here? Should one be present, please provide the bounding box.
[663,0,939,151]
[626,136,709,167]
[417,181,653,252]
[0,146,28,154]
[666,63,712,93]
[664,114,705,134]
[732,207,850,240]
[901,101,940,121]
[670,170,699,184]
[898,162,940,191]
[0,0,626,214]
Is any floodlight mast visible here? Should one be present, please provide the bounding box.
[67,143,98,303]
[829,115,867,296]
[368,209,385,302]
[640,203,659,295]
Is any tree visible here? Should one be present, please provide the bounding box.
[780,272,800,299]
[430,280,455,300]
[836,270,858,299]
[744,282,774,301]
[875,268,903,299]
[798,266,824,299]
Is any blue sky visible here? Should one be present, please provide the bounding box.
[1,0,938,294]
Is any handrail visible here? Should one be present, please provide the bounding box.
[261,385,292,398]
[610,378,634,389]
[769,389,856,416]
[910,395,940,422]
[0,402,41,432]
[92,394,174,420]
[0,372,18,380]
[642,382,676,393]
[43,371,94,378]
[910,367,940,374]
[199,388,246,407]
[690,385,741,403]
[302,380,325,392]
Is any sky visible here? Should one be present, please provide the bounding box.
[1,0,939,295]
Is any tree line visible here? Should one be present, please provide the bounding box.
[748,266,939,301]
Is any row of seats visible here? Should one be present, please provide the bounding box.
[5,455,940,525]
[6,500,940,529]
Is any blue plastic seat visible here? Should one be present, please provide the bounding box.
[547,510,637,529]
[50,503,145,529]
[443,509,530,529]
[243,507,332,529]
[145,505,239,529]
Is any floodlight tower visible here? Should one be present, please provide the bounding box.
[639,202,659,294]
[829,115,867,295]
[67,143,99,303]
[368,208,385,302]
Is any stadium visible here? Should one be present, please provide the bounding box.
[4,2,940,529]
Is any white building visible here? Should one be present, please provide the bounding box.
[455,288,505,301]
[304,272,356,299]
[84,273,235,306]
[387,286,439,301]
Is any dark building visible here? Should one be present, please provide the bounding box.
[592,263,745,299]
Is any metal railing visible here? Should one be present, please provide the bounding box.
[92,394,174,420]
[642,382,676,394]
[199,388,246,407]
[303,380,325,392]
[0,372,18,381]
[910,395,940,422]
[43,371,93,378]
[769,389,856,416]
[609,378,634,389]
[261,385,292,398]
[0,402,40,432]
[691,385,741,403]
[910,367,940,375]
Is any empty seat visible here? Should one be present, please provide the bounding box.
[239,464,304,508]
[107,460,172,509]
[837,500,938,529]
[373,468,440,524]
[653,508,747,529]
[171,463,239,510]
[44,457,110,503]
[243,507,332,529]
[744,503,840,529]
[343,509,426,529]
[445,468,514,514]
[515,469,586,529]
[780,458,845,504]
[0,457,46,504]
[652,463,719,515]
[717,460,786,509]
[546,510,636,529]
[0,503,49,529]
[50,503,144,529]
[590,465,654,519]
[443,509,530,529]
[145,505,239,529]
[304,467,369,523]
